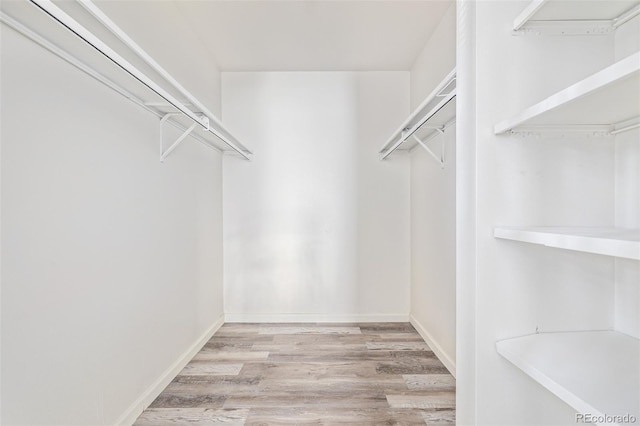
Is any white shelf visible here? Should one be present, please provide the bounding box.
[494,52,640,135]
[513,0,640,32]
[494,227,640,260]
[497,331,639,425]
[380,68,456,160]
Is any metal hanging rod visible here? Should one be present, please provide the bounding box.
[380,91,456,161]
[28,0,251,160]
[77,0,250,156]
[0,10,221,155]
[379,68,456,156]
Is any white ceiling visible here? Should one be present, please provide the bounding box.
[172,0,453,71]
[1,0,452,76]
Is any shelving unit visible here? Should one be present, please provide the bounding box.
[497,331,639,425]
[494,52,640,135]
[513,0,640,34]
[494,227,640,260]
[493,1,640,422]
[380,68,456,162]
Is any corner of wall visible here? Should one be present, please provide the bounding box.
[409,2,457,110]
[116,315,224,426]
[410,315,456,377]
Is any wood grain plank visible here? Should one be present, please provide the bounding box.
[259,326,362,335]
[133,408,248,425]
[193,351,269,361]
[179,363,244,376]
[366,341,431,351]
[149,393,226,409]
[403,374,456,390]
[244,407,427,425]
[386,393,456,409]
[422,408,456,424]
[134,323,455,424]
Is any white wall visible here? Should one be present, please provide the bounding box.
[1,19,224,425]
[93,0,223,118]
[408,2,457,376]
[221,72,410,322]
[457,1,637,424]
[410,4,457,110]
[409,130,457,374]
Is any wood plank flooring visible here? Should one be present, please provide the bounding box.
[134,323,455,425]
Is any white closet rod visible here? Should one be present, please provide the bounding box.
[380,92,455,161]
[76,0,249,155]
[29,0,251,160]
[379,68,456,155]
[0,10,221,154]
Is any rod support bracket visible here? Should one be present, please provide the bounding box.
[160,114,197,162]
[201,116,210,131]
[413,127,446,169]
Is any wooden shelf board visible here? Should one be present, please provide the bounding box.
[495,53,640,134]
[494,227,640,260]
[497,331,639,424]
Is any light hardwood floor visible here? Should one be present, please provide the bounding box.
[134,323,455,425]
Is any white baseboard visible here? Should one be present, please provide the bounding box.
[410,314,456,378]
[116,315,224,426]
[224,313,409,323]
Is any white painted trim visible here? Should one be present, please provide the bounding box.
[115,315,225,426]
[410,314,456,378]
[224,313,409,323]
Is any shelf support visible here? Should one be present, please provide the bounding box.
[160,114,197,162]
[513,20,613,36]
[507,125,613,139]
[513,2,640,35]
[412,129,445,168]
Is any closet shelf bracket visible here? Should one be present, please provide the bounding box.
[512,1,640,35]
[507,125,614,139]
[412,128,445,168]
[513,20,614,36]
[160,113,197,162]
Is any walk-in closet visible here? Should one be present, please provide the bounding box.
[1,0,638,425]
